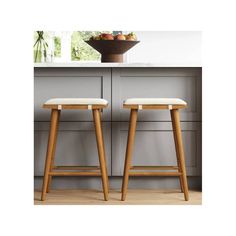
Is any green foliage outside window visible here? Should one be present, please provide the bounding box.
[54,37,61,57]
[71,31,101,61]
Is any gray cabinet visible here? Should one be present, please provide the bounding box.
[34,68,112,177]
[34,67,202,180]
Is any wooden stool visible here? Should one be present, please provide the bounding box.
[41,98,109,201]
[121,98,189,201]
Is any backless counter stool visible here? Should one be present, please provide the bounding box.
[41,98,109,201]
[121,98,189,201]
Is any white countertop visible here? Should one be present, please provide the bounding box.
[34,62,201,68]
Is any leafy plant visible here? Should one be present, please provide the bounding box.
[34,31,48,62]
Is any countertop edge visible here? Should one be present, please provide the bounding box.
[34,63,202,68]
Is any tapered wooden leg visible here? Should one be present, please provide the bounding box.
[46,110,61,193]
[121,109,138,201]
[93,109,109,201]
[171,109,189,201]
[171,110,184,193]
[41,109,60,201]
[99,111,109,192]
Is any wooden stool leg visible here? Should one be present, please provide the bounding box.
[121,109,138,201]
[100,111,109,192]
[171,109,189,201]
[46,110,61,193]
[171,110,184,193]
[93,109,109,201]
[41,109,60,201]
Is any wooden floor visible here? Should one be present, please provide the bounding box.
[34,189,202,205]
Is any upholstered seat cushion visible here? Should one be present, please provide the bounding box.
[44,98,108,105]
[124,98,187,105]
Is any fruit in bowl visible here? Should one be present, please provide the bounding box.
[114,33,126,41]
[125,32,137,41]
[89,32,137,41]
[100,33,114,40]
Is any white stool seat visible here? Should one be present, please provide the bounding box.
[124,98,187,106]
[45,98,108,106]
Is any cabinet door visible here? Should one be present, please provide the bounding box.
[34,121,111,176]
[112,68,202,121]
[34,68,111,121]
[112,121,201,176]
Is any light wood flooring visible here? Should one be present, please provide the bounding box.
[34,189,202,205]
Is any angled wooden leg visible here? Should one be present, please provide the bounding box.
[171,110,184,193]
[121,109,138,201]
[99,110,109,192]
[41,109,60,201]
[171,109,189,201]
[46,110,61,193]
[93,109,109,201]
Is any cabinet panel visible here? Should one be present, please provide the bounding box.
[112,121,201,176]
[112,68,202,121]
[34,122,111,176]
[34,68,111,121]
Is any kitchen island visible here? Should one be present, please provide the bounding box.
[34,63,202,190]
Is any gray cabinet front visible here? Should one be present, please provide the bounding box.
[34,67,202,181]
[34,68,112,178]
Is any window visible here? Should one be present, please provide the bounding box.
[34,31,119,63]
